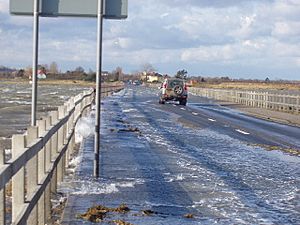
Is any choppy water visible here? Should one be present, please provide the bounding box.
[0,82,90,136]
[0,81,90,159]
[61,87,300,225]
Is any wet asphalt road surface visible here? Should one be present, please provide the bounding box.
[61,86,300,225]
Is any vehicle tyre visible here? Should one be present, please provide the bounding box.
[179,99,187,106]
[159,98,165,104]
[173,85,183,95]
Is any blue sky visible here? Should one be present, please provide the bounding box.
[0,0,300,80]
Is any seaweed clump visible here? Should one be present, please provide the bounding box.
[77,204,130,223]
[184,213,194,219]
[109,219,134,225]
[141,209,155,216]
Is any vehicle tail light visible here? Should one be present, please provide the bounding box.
[163,83,167,88]
[184,84,188,91]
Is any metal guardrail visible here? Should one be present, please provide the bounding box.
[0,83,124,225]
[190,87,300,114]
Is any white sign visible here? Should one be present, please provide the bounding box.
[10,0,128,19]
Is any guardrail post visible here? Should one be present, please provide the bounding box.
[74,97,78,122]
[44,116,52,172]
[57,106,65,184]
[12,134,26,224]
[69,98,76,158]
[81,95,86,116]
[296,95,300,113]
[0,148,5,225]
[37,120,46,180]
[70,98,75,127]
[65,101,73,164]
[64,105,70,167]
[26,126,39,225]
[50,111,58,194]
[62,105,68,176]
[70,134,75,158]
[37,119,46,225]
[44,116,51,222]
[271,95,275,109]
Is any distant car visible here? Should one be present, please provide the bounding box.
[159,78,188,105]
[133,80,142,85]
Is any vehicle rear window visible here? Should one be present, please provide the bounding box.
[168,80,183,88]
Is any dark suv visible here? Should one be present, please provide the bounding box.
[159,78,188,105]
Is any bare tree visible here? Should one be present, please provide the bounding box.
[40,64,49,72]
[175,69,188,80]
[115,66,123,81]
[49,61,58,74]
[141,63,156,82]
[141,63,156,73]
[74,66,85,74]
[25,66,32,78]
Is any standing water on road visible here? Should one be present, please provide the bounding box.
[61,87,299,225]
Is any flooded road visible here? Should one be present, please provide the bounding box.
[62,86,300,225]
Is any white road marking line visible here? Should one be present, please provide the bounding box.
[235,129,250,135]
[181,107,186,110]
[208,118,216,122]
[192,112,198,115]
[173,104,177,107]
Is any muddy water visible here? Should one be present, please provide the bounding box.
[0,81,90,154]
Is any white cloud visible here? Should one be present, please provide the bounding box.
[0,1,8,13]
[40,38,96,63]
[242,40,265,50]
[0,0,300,78]
[233,14,257,39]
[181,45,236,63]
[272,21,300,41]
[271,41,300,58]
[295,58,300,67]
[8,16,32,27]
[160,13,169,19]
[272,0,300,20]
[114,37,132,49]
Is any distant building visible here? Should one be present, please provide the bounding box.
[102,71,109,76]
[142,72,163,83]
[37,69,47,79]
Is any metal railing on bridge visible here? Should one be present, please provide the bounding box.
[0,83,123,225]
[190,87,300,114]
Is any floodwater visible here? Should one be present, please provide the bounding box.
[61,87,300,225]
[0,81,90,157]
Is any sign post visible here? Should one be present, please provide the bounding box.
[94,0,103,177]
[31,0,39,126]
